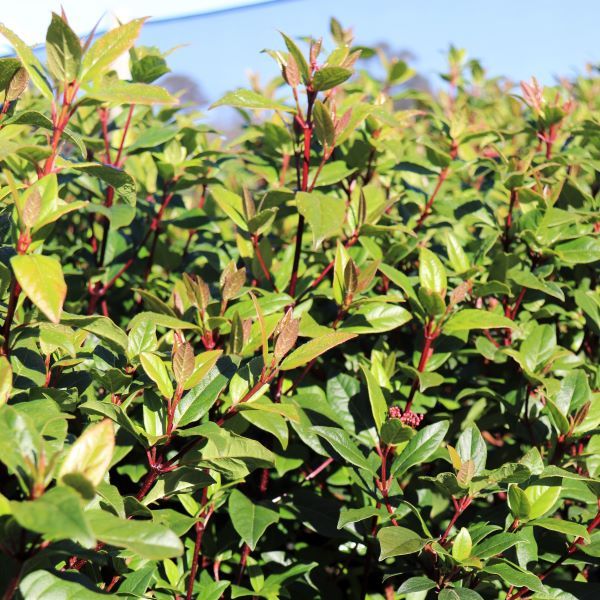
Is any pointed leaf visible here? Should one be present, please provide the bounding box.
[11,254,66,323]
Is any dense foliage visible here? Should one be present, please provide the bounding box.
[0,13,598,600]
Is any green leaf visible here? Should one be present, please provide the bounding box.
[508,485,531,520]
[452,527,472,561]
[521,324,556,373]
[312,66,352,91]
[445,232,470,273]
[473,532,524,559]
[127,317,157,359]
[531,518,590,542]
[524,485,561,520]
[175,357,238,427]
[87,509,184,559]
[555,237,600,265]
[509,269,564,302]
[46,13,81,83]
[20,571,107,599]
[0,406,41,476]
[296,191,346,250]
[312,426,373,472]
[211,186,247,230]
[443,309,516,333]
[391,421,449,477]
[11,254,66,323]
[228,489,279,550]
[360,365,387,432]
[377,526,427,559]
[280,331,357,370]
[80,18,145,83]
[68,163,136,206]
[338,506,387,529]
[60,313,128,353]
[555,370,591,415]
[143,467,215,506]
[456,425,487,475]
[210,89,293,113]
[0,57,22,91]
[11,487,95,547]
[419,247,447,295]
[439,589,484,600]
[280,32,310,84]
[140,352,174,399]
[313,100,335,147]
[341,304,412,334]
[85,81,177,105]
[188,426,274,478]
[59,420,114,491]
[397,577,436,594]
[0,24,53,99]
[483,560,545,593]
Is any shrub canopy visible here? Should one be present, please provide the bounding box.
[0,13,598,600]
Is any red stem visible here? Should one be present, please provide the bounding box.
[253,235,278,291]
[415,167,449,231]
[439,496,471,546]
[186,488,213,600]
[236,544,251,585]
[288,97,314,297]
[503,189,518,251]
[378,445,399,526]
[115,104,135,167]
[404,320,436,412]
[305,457,334,480]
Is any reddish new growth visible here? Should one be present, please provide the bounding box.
[388,406,423,428]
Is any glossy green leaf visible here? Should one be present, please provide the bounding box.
[0,24,53,99]
[452,527,472,561]
[312,66,352,91]
[312,426,374,473]
[20,571,107,599]
[11,487,95,547]
[419,247,447,295]
[296,191,346,250]
[443,309,516,333]
[140,352,174,399]
[210,89,293,113]
[80,18,145,83]
[391,421,449,477]
[360,364,387,432]
[11,254,66,323]
[46,13,81,83]
[59,420,114,490]
[228,489,279,550]
[87,509,184,559]
[377,526,427,559]
[280,331,357,370]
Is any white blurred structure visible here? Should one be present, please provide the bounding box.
[0,0,267,52]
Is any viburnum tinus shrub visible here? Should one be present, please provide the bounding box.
[0,12,599,599]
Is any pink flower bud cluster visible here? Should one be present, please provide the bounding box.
[387,406,423,428]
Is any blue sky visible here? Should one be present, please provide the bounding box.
[3,0,599,104]
[137,0,600,103]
